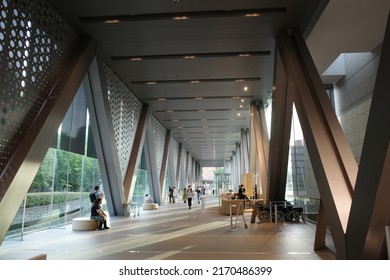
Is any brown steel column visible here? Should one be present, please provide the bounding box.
[347,12,390,259]
[176,143,183,188]
[123,104,149,203]
[159,130,171,193]
[250,102,270,203]
[268,49,293,203]
[277,29,358,259]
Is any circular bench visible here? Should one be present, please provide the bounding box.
[72,217,98,231]
[142,203,158,210]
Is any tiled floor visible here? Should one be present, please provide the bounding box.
[0,195,336,260]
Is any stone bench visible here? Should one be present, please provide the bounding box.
[72,217,98,231]
[142,203,158,210]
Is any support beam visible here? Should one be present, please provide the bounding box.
[176,143,183,189]
[144,117,162,204]
[268,49,293,202]
[240,129,249,175]
[84,55,125,216]
[159,130,172,193]
[123,104,149,203]
[250,102,270,202]
[277,29,358,259]
[347,12,390,259]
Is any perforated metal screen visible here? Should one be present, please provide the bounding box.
[0,0,78,174]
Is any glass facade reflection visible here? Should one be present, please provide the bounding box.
[5,86,102,239]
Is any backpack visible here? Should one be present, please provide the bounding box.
[89,192,96,203]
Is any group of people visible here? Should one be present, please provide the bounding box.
[89,184,212,230]
[181,185,206,209]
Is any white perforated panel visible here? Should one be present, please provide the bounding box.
[104,64,143,180]
[0,0,78,174]
[152,115,167,177]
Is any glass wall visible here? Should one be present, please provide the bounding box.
[5,84,102,239]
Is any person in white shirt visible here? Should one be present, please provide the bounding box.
[186,186,193,209]
[145,194,153,204]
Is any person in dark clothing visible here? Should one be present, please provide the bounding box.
[90,197,110,230]
[168,186,175,203]
[238,184,248,199]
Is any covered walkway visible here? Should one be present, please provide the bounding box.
[0,196,335,260]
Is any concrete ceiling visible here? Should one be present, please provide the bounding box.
[47,0,390,167]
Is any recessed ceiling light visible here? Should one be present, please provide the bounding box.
[184,55,196,59]
[244,13,260,17]
[104,19,120,24]
[244,86,248,91]
[147,81,157,85]
[173,16,188,20]
[130,57,142,61]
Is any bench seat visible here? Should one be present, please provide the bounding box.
[72,217,98,231]
[142,203,158,210]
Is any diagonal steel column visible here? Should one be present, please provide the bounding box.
[176,143,183,189]
[85,54,125,216]
[250,102,270,202]
[277,29,358,259]
[159,130,172,194]
[347,12,390,259]
[0,37,96,244]
[240,129,250,175]
[144,116,162,204]
[123,104,149,203]
[268,49,293,203]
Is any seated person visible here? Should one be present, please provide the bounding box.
[90,197,110,230]
[238,184,248,199]
[145,194,154,204]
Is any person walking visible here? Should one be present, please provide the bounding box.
[168,186,175,203]
[186,186,193,209]
[182,187,187,203]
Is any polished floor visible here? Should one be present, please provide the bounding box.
[0,195,336,260]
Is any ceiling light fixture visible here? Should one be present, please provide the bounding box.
[104,19,120,24]
[147,81,157,85]
[173,16,188,20]
[244,13,260,17]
